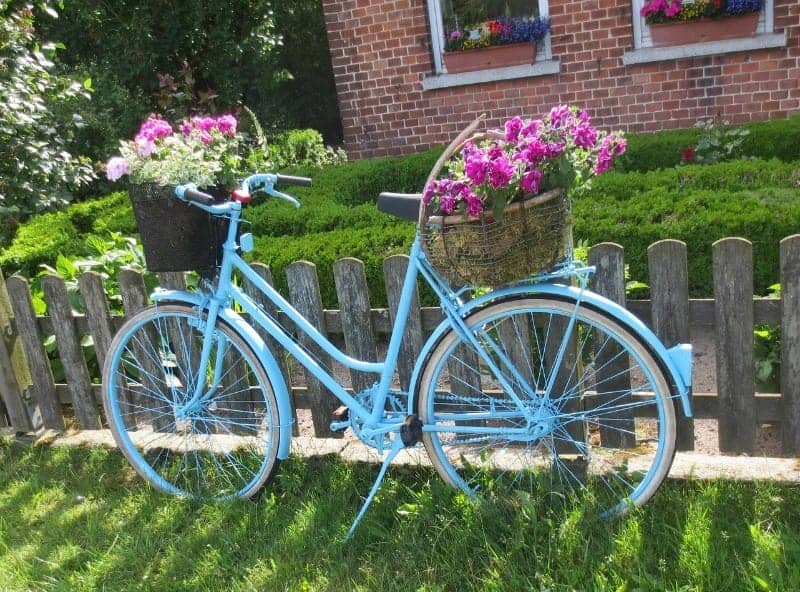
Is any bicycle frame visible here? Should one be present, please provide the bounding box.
[152,197,694,455]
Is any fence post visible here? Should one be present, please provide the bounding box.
[383,255,423,393]
[78,271,117,373]
[4,275,63,430]
[0,269,33,432]
[713,238,755,453]
[589,243,634,448]
[286,261,340,438]
[781,234,800,454]
[243,263,298,436]
[648,239,694,451]
[40,274,100,429]
[334,258,378,394]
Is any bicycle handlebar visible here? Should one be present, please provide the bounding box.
[174,172,312,210]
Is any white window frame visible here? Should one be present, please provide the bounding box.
[425,0,553,75]
[625,0,785,64]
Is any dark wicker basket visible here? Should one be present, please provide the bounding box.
[422,189,571,287]
[128,183,229,275]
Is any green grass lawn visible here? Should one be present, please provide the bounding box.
[1,438,799,592]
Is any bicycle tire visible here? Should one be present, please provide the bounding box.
[102,303,282,500]
[417,295,677,517]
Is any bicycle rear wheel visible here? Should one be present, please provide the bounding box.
[102,304,281,500]
[418,295,676,517]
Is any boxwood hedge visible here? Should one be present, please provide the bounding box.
[2,117,799,306]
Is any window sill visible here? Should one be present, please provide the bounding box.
[622,32,786,65]
[422,59,561,90]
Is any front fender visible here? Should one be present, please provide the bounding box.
[408,283,692,418]
[151,289,294,459]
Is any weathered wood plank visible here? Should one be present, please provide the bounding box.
[40,274,100,429]
[781,234,800,454]
[242,263,298,436]
[0,269,34,431]
[333,258,378,394]
[383,255,424,393]
[713,238,755,453]
[286,262,340,438]
[5,276,63,431]
[589,243,634,448]
[77,272,116,374]
[648,239,694,451]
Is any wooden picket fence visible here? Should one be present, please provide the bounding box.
[1,236,799,456]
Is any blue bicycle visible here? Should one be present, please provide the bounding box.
[102,167,692,537]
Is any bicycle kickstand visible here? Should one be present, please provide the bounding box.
[344,435,405,541]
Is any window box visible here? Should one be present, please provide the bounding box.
[649,12,759,46]
[443,42,537,74]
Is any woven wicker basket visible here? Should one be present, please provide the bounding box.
[419,116,572,287]
[129,183,229,275]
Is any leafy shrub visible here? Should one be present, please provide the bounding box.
[0,3,94,222]
[267,129,347,170]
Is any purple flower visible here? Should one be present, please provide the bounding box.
[216,114,238,136]
[105,157,130,181]
[488,156,514,189]
[548,105,572,128]
[504,116,524,142]
[466,193,484,217]
[544,142,565,158]
[422,181,436,205]
[439,194,456,214]
[519,140,547,165]
[137,115,173,141]
[465,155,489,185]
[521,169,542,194]
[520,119,541,138]
[572,122,598,148]
[449,29,462,40]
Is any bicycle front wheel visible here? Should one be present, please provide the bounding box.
[102,304,282,500]
[418,296,676,517]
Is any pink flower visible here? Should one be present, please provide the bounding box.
[465,154,489,185]
[520,119,541,138]
[521,169,542,194]
[439,194,456,214]
[450,29,462,40]
[422,181,436,204]
[137,114,173,141]
[105,157,130,181]
[199,130,213,145]
[548,105,572,128]
[135,136,156,157]
[216,114,238,137]
[466,193,484,217]
[572,122,598,148]
[504,116,524,142]
[488,156,514,189]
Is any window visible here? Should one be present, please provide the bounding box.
[426,0,552,75]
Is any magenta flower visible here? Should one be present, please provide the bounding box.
[216,114,238,137]
[548,105,572,128]
[572,122,598,148]
[504,116,524,142]
[450,29,463,40]
[465,155,489,185]
[466,193,484,217]
[439,194,457,214]
[422,181,436,205]
[136,115,173,141]
[521,169,542,194]
[488,156,515,189]
[105,157,130,181]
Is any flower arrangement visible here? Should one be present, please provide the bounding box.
[640,0,763,24]
[445,16,550,52]
[423,106,626,220]
[105,113,245,189]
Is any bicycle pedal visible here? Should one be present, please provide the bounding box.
[400,414,423,447]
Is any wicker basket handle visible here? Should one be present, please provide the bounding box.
[418,114,488,230]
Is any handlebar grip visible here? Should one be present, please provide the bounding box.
[179,187,215,206]
[275,174,312,188]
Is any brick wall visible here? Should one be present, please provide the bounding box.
[322,0,800,159]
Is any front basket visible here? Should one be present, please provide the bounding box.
[128,183,229,275]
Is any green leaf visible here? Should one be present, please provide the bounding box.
[83,78,93,90]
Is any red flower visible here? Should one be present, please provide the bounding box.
[682,146,695,161]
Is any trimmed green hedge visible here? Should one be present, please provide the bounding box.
[3,120,800,306]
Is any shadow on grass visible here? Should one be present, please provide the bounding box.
[2,439,800,591]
